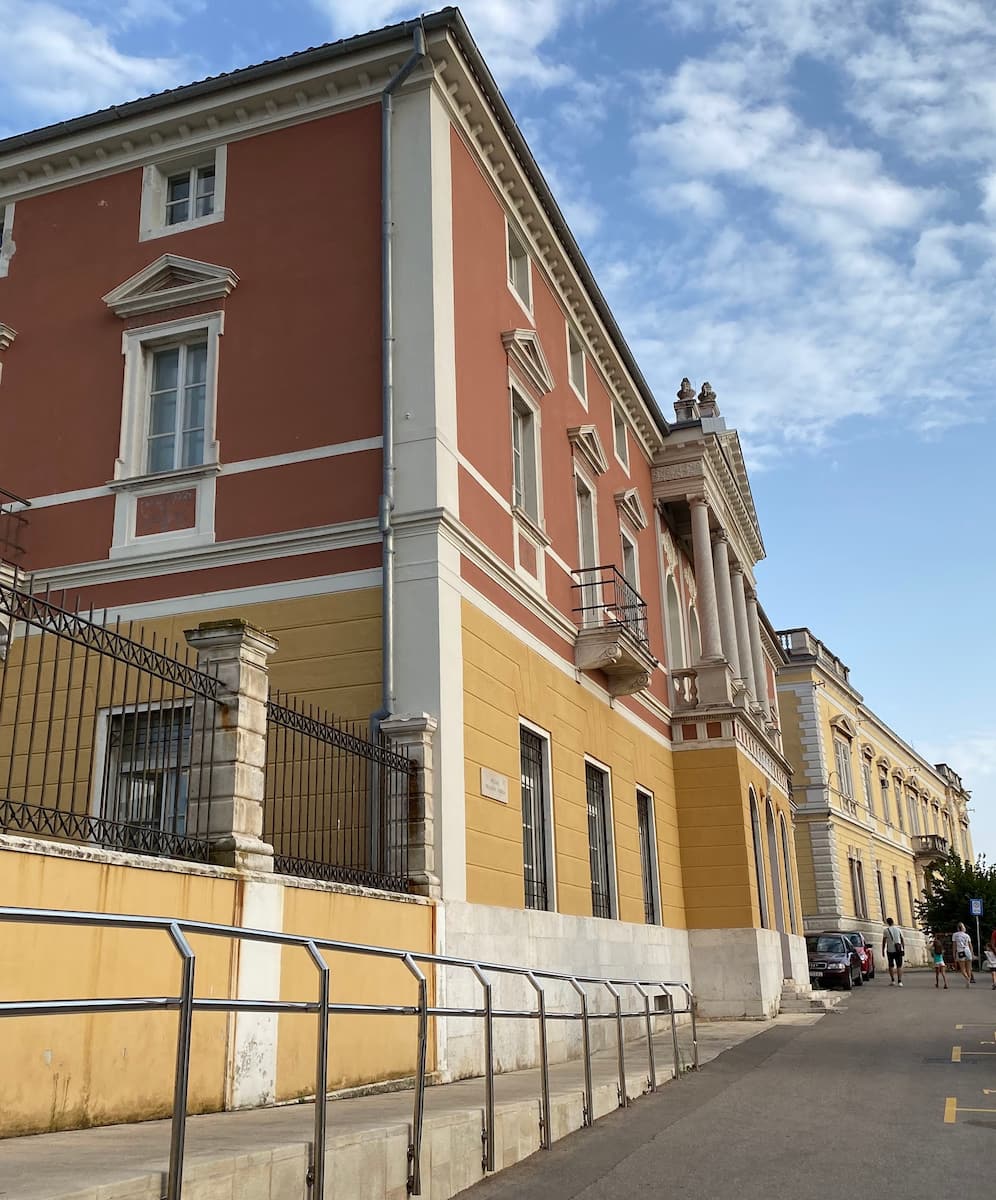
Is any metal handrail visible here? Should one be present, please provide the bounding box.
[0,906,696,1198]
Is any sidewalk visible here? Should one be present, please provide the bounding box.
[0,1014,823,1200]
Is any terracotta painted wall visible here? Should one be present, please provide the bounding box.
[0,104,383,577]
[449,128,670,700]
[461,598,684,927]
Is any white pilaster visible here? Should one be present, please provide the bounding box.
[390,81,466,901]
[688,495,723,662]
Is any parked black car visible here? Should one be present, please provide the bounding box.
[806,933,863,990]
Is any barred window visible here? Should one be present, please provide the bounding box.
[586,762,613,919]
[103,705,192,836]
[520,726,550,911]
[637,789,659,924]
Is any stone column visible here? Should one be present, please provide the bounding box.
[730,564,757,702]
[711,531,741,678]
[379,713,441,899]
[688,495,723,662]
[746,590,771,719]
[184,620,277,872]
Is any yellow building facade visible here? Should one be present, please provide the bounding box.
[776,628,973,965]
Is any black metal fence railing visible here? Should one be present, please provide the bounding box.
[0,579,220,863]
[0,486,30,566]
[571,564,649,645]
[264,692,417,893]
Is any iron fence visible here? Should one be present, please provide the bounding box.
[571,565,649,645]
[0,905,698,1200]
[0,578,221,862]
[264,693,417,893]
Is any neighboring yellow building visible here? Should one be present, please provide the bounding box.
[776,628,974,964]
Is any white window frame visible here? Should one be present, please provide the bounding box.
[833,737,854,802]
[110,310,223,558]
[505,217,533,318]
[574,466,601,627]
[0,201,14,277]
[861,758,874,816]
[566,323,587,407]
[612,405,630,473]
[140,146,228,242]
[584,755,618,920]
[636,786,662,925]
[519,717,557,913]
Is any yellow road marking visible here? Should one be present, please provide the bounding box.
[945,1097,958,1123]
[952,1046,962,1062]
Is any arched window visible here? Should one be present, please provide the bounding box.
[780,813,798,934]
[765,799,786,933]
[688,605,701,664]
[749,788,769,928]
[665,575,685,670]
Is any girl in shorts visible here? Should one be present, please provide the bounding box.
[932,935,948,989]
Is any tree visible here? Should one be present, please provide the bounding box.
[914,853,996,937]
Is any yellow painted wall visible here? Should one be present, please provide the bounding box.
[0,842,435,1136]
[461,601,684,926]
[674,745,799,933]
[0,846,237,1136]
[277,883,434,1097]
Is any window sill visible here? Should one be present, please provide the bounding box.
[108,462,222,493]
[140,209,225,242]
[512,505,550,546]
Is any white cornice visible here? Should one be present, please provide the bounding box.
[103,254,239,317]
[502,328,554,396]
[30,516,380,590]
[0,322,15,351]
[0,37,430,202]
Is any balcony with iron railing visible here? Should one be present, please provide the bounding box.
[570,565,657,696]
[0,486,30,568]
[913,833,949,862]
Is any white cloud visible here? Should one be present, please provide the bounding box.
[0,1,189,118]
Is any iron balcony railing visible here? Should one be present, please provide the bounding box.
[0,486,30,566]
[0,906,698,1200]
[571,565,649,646]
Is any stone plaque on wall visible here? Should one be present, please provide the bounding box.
[481,768,509,804]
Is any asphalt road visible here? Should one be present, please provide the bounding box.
[459,969,996,1199]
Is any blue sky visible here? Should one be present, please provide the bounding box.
[3,0,993,859]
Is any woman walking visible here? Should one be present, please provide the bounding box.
[932,935,948,989]
[984,928,996,990]
[952,923,974,987]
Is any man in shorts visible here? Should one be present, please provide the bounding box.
[882,917,905,986]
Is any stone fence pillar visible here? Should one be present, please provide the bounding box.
[380,713,441,899]
[0,560,16,660]
[184,619,277,872]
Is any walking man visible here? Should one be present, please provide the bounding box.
[883,917,905,986]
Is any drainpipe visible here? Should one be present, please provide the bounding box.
[373,24,427,735]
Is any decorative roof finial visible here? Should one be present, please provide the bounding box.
[677,377,696,403]
[698,381,719,417]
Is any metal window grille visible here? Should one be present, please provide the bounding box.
[907,880,915,924]
[104,706,192,842]
[877,870,887,920]
[892,875,903,924]
[637,789,657,924]
[519,727,548,911]
[586,762,612,919]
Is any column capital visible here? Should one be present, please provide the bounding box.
[687,492,709,509]
[730,560,745,576]
[711,527,729,545]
